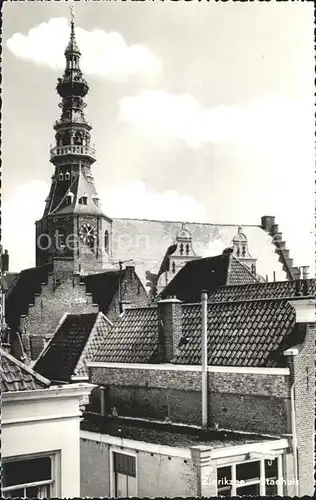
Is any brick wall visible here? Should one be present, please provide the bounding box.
[292,323,315,496]
[80,436,197,498]
[90,367,289,435]
[21,273,99,360]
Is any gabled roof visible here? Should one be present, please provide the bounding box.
[92,289,310,368]
[34,312,112,382]
[1,348,50,392]
[83,270,123,314]
[93,307,159,364]
[173,300,297,367]
[208,279,316,303]
[5,262,53,328]
[159,253,258,302]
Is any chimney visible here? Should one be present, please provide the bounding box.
[261,215,276,232]
[289,298,315,324]
[1,249,9,273]
[292,267,301,281]
[157,297,182,362]
[301,266,309,280]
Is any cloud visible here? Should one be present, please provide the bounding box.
[119,91,312,148]
[2,180,206,271]
[2,181,49,271]
[6,18,161,80]
[100,180,207,222]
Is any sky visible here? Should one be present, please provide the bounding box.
[2,1,315,273]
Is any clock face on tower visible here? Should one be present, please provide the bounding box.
[79,223,96,248]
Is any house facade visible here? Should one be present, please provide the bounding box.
[1,347,94,498]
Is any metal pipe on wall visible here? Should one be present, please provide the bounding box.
[201,290,208,428]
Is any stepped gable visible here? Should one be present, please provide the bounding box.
[83,270,123,314]
[34,312,112,382]
[111,218,288,287]
[5,263,53,328]
[1,348,50,392]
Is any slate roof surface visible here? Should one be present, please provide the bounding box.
[5,263,53,328]
[81,413,275,448]
[93,307,159,364]
[208,279,316,303]
[159,253,258,303]
[1,348,50,392]
[34,312,111,382]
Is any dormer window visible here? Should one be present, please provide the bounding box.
[65,172,70,180]
[79,196,88,205]
[66,192,74,205]
[59,172,64,181]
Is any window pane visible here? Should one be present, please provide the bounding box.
[26,485,50,499]
[237,483,260,496]
[217,466,232,496]
[116,473,128,497]
[3,488,24,498]
[3,457,51,487]
[265,458,278,479]
[113,453,136,477]
[127,476,137,497]
[265,483,278,496]
[236,461,260,482]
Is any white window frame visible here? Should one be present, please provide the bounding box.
[216,455,283,497]
[2,451,60,498]
[109,447,138,498]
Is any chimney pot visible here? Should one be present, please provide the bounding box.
[261,215,276,232]
[301,266,309,280]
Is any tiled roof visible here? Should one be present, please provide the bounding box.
[208,279,316,303]
[1,348,50,392]
[93,307,159,364]
[227,255,259,285]
[5,263,53,328]
[92,296,304,367]
[159,253,257,303]
[34,312,111,382]
[173,300,297,367]
[81,413,274,449]
[111,218,288,287]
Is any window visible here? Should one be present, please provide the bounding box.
[65,172,70,180]
[111,451,136,498]
[79,196,88,205]
[217,457,283,497]
[59,172,64,181]
[2,456,55,498]
[104,230,109,252]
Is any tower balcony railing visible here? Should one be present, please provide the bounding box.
[50,144,96,160]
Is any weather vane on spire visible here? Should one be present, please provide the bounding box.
[70,5,75,24]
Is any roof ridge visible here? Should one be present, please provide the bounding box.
[96,311,114,327]
[112,217,260,228]
[1,349,51,387]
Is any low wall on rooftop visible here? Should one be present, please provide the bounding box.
[89,366,290,435]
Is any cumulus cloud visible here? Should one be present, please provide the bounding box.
[119,91,312,148]
[6,18,161,80]
[100,180,207,222]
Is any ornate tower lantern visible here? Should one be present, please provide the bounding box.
[35,9,112,274]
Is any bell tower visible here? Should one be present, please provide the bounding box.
[35,9,112,274]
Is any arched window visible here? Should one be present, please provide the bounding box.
[74,132,83,146]
[242,245,246,257]
[59,172,64,181]
[251,264,256,275]
[172,261,176,273]
[179,243,184,256]
[104,230,109,252]
[65,172,70,181]
[236,246,240,257]
[63,131,71,146]
[186,243,190,255]
[55,227,66,249]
